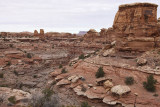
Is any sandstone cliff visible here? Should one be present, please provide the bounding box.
[113,2,160,52]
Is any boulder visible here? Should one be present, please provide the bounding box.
[22,81,37,88]
[0,87,31,105]
[56,79,71,86]
[85,87,105,99]
[103,80,113,89]
[50,71,61,77]
[68,75,81,83]
[103,96,118,105]
[111,85,131,96]
[73,85,86,96]
[96,77,112,86]
[137,57,147,66]
[71,76,80,83]
[102,48,115,57]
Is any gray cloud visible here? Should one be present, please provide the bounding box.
[0,0,159,33]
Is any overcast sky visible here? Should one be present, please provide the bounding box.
[0,0,159,33]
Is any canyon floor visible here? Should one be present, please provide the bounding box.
[0,36,160,107]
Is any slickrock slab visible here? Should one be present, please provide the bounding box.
[0,87,31,103]
[50,70,61,77]
[111,85,131,96]
[56,79,71,86]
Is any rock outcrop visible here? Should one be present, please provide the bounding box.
[158,17,160,23]
[84,29,99,42]
[40,29,44,35]
[111,85,131,96]
[113,3,160,51]
[34,30,38,36]
[0,87,31,106]
[113,3,158,34]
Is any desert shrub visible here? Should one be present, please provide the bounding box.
[8,96,16,104]
[29,91,59,107]
[52,45,54,49]
[95,67,105,78]
[125,76,134,85]
[81,102,91,107]
[33,75,37,78]
[59,64,63,68]
[0,84,9,87]
[6,61,11,66]
[61,68,67,74]
[153,93,158,97]
[65,106,77,107]
[79,54,85,60]
[51,81,57,86]
[9,44,13,48]
[0,94,5,104]
[69,63,72,66]
[143,75,157,92]
[27,53,32,58]
[13,70,18,76]
[81,86,87,92]
[85,54,90,58]
[42,88,54,100]
[0,73,4,78]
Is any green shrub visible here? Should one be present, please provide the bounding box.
[125,76,134,85]
[79,54,85,60]
[59,64,63,68]
[13,70,18,76]
[27,53,32,58]
[9,44,13,48]
[8,96,16,104]
[95,67,105,78]
[153,93,158,97]
[81,102,91,107]
[0,73,4,78]
[42,88,54,100]
[143,75,157,92]
[6,61,11,66]
[0,84,8,87]
[51,81,57,86]
[81,86,87,92]
[61,68,67,74]
[52,45,54,49]
[33,75,37,78]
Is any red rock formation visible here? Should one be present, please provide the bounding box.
[113,3,158,36]
[40,29,44,35]
[34,30,38,36]
[113,3,159,52]
[1,32,7,37]
[84,29,99,42]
